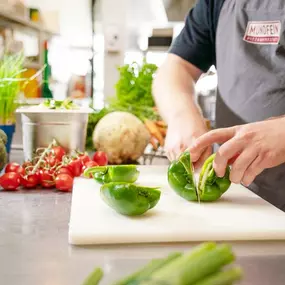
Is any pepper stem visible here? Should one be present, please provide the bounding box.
[83,166,107,178]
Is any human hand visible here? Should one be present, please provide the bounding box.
[165,114,211,169]
[189,118,285,186]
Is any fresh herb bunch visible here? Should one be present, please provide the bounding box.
[0,52,25,124]
[0,51,44,124]
[114,59,158,107]
[85,60,161,150]
[107,101,161,121]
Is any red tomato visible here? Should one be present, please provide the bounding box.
[55,174,73,192]
[5,162,21,173]
[20,174,39,189]
[0,172,21,190]
[93,151,108,166]
[79,154,91,165]
[39,170,55,188]
[45,155,59,167]
[51,146,66,161]
[17,166,26,176]
[22,161,33,169]
[57,166,74,177]
[68,159,82,177]
[82,161,98,177]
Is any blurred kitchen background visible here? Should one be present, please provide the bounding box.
[0,0,217,160]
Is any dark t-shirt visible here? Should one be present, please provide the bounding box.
[169,0,225,72]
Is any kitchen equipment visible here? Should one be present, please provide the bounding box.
[16,107,92,161]
[69,166,285,245]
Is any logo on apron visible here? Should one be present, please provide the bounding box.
[243,21,281,45]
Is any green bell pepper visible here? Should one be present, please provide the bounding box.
[168,151,198,201]
[100,182,161,216]
[197,153,231,202]
[84,165,139,184]
[168,151,231,202]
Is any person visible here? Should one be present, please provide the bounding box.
[152,0,285,210]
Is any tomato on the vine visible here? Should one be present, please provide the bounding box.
[0,172,21,190]
[67,159,82,177]
[55,174,73,192]
[57,166,74,177]
[22,161,33,169]
[93,151,108,166]
[82,161,98,177]
[51,146,66,161]
[5,162,21,173]
[16,166,26,176]
[20,174,39,189]
[39,170,55,188]
[45,155,59,168]
[79,154,91,165]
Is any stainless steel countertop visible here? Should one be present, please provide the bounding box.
[1,150,285,284]
[1,189,285,285]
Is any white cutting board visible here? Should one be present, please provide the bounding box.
[69,166,285,245]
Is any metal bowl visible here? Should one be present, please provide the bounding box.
[16,106,93,161]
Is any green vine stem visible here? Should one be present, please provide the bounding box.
[31,139,57,174]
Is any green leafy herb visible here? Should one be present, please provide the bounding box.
[0,51,45,124]
[113,59,158,107]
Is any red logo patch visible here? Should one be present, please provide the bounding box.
[243,21,281,45]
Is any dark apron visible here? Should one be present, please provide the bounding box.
[215,0,285,210]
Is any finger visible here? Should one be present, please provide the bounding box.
[230,148,258,184]
[193,147,212,170]
[242,156,265,186]
[190,127,237,161]
[213,138,244,177]
[228,153,241,165]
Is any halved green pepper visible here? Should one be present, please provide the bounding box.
[100,182,161,216]
[168,151,231,202]
[168,151,198,201]
[84,165,139,184]
[197,153,231,202]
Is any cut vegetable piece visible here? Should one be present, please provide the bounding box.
[168,151,231,202]
[198,154,231,202]
[82,267,103,285]
[84,165,139,184]
[100,182,161,216]
[168,151,198,201]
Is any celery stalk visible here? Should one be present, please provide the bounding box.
[82,267,103,285]
[193,267,243,285]
[113,252,182,285]
[141,244,234,285]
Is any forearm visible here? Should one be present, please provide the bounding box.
[152,54,204,125]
